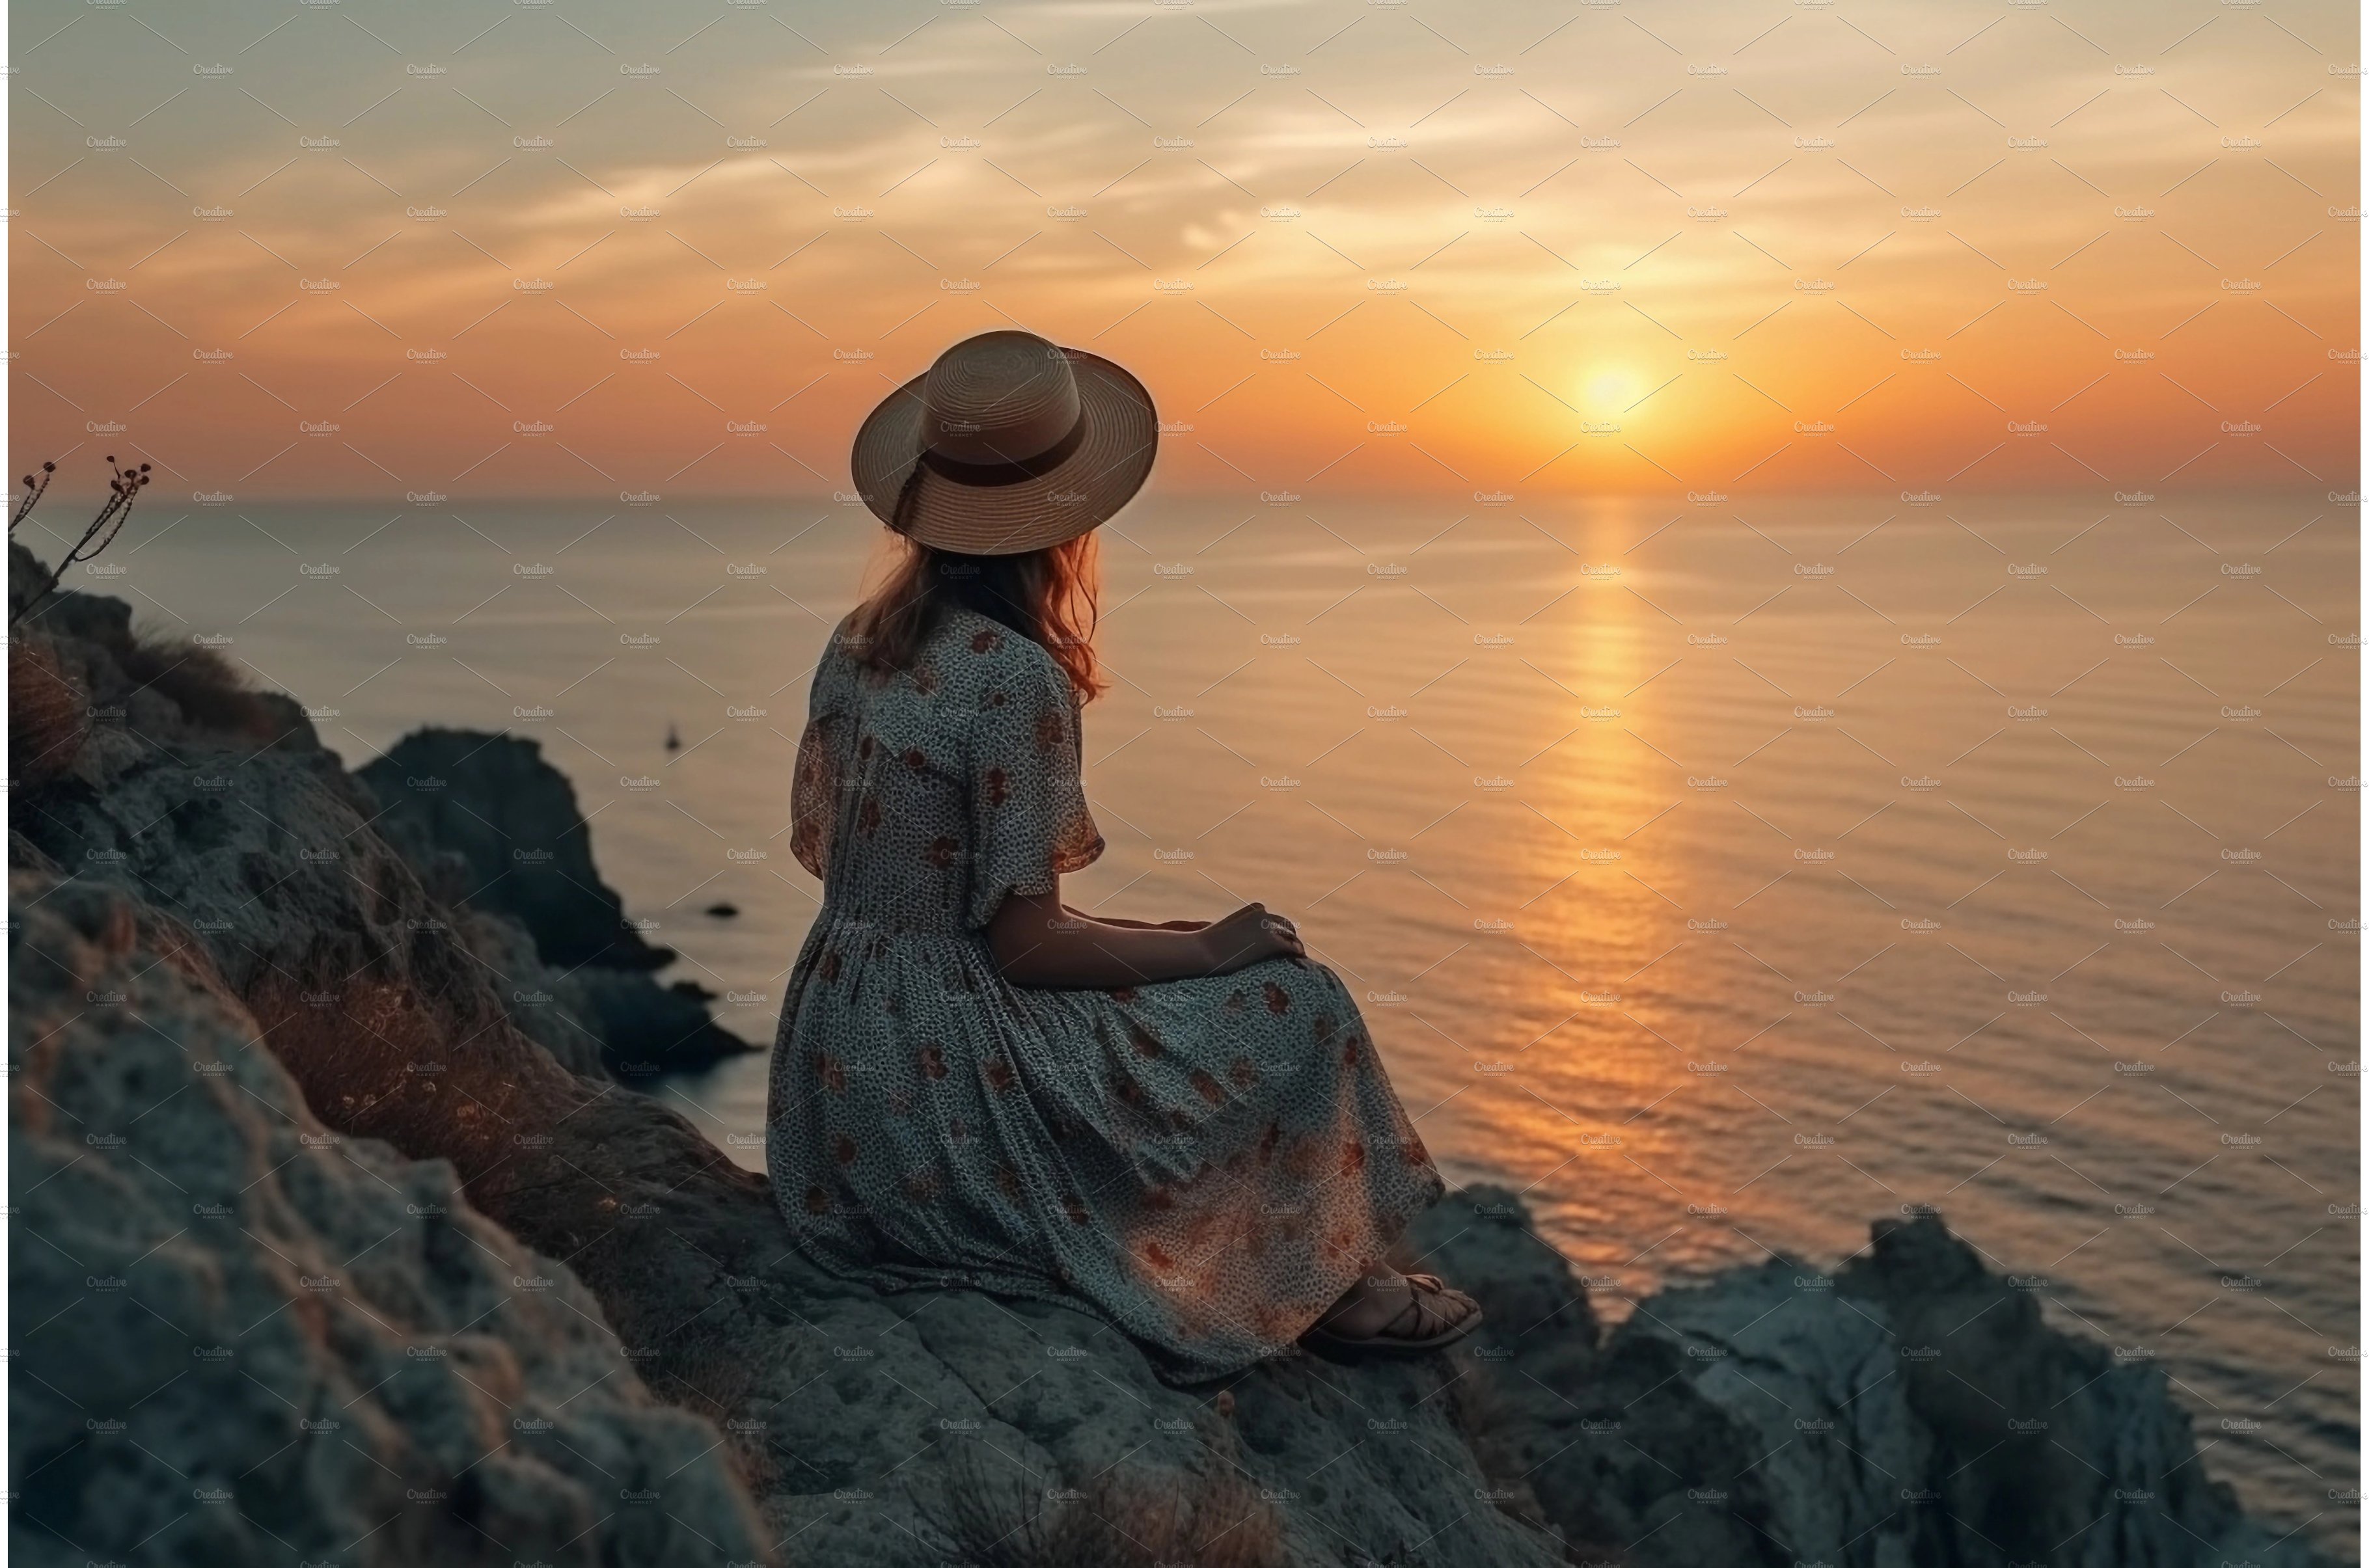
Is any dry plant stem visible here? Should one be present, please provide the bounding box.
[9,461,56,532]
[10,457,150,626]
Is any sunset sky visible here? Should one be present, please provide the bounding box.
[9,0,2359,499]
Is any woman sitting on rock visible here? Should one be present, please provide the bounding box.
[769,331,1479,1380]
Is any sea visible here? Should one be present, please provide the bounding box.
[65,488,2359,1554]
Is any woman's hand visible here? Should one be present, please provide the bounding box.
[990,887,1229,988]
[985,885,1304,988]
[1199,902,1305,976]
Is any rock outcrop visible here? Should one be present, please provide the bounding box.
[7,549,2332,1568]
[357,727,753,1076]
[9,875,771,1568]
[1411,1191,2324,1568]
[9,541,746,1080]
[356,726,671,974]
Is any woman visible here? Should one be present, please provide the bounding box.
[769,330,1479,1381]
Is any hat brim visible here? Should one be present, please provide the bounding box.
[850,349,1158,556]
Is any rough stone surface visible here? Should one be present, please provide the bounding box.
[9,877,771,1568]
[454,901,615,1081]
[12,541,744,1081]
[1413,1187,2327,1568]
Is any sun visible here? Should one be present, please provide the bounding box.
[1582,366,1637,414]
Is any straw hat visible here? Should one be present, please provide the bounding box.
[851,329,1158,556]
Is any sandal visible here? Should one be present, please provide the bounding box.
[1302,1272,1483,1357]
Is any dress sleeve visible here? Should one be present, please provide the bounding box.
[965,646,1104,930]
[789,634,853,880]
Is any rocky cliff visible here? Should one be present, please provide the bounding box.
[7,540,746,1081]
[7,548,2329,1568]
[357,727,751,1077]
[10,877,770,1567]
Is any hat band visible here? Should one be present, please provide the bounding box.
[918,411,1088,488]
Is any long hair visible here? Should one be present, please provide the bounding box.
[847,531,1106,701]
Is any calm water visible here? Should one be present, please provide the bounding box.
[66,490,2359,1552]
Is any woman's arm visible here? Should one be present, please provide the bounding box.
[987,882,1302,988]
[1063,906,1208,933]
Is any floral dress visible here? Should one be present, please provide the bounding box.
[768,607,1445,1381]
